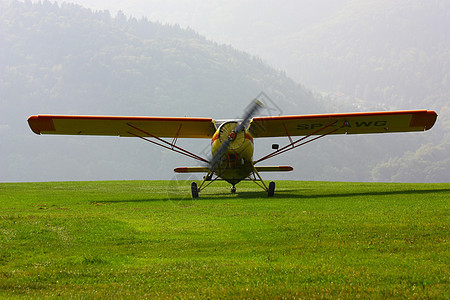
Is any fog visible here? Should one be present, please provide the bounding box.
[46,0,351,83]
[42,0,450,106]
[2,0,449,183]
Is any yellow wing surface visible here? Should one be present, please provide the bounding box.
[248,110,437,138]
[28,115,216,138]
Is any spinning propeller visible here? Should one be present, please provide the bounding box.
[209,99,264,172]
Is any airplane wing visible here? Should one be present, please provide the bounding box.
[28,115,216,138]
[248,110,437,138]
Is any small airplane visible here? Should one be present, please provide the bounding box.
[28,97,437,198]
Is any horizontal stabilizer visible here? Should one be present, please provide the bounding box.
[174,167,210,173]
[174,166,294,173]
[256,166,293,172]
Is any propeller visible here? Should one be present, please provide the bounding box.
[209,99,264,172]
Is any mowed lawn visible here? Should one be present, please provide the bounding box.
[0,180,448,298]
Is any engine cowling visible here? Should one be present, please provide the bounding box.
[211,121,254,168]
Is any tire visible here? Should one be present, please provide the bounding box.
[191,182,199,198]
[268,181,275,197]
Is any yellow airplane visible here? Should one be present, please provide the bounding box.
[28,99,437,198]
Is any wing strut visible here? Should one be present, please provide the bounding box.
[197,171,217,192]
[283,123,294,146]
[255,121,341,164]
[250,165,269,191]
[126,123,209,164]
[171,124,182,150]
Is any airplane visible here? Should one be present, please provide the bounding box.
[27,98,437,198]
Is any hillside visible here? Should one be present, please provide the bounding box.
[273,0,449,107]
[0,1,318,182]
[0,0,447,182]
[61,0,449,112]
[255,0,450,183]
[1,1,320,117]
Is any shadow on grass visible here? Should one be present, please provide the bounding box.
[93,192,275,203]
[92,188,450,204]
[299,188,450,199]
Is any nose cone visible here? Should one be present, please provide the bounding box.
[218,122,245,150]
[229,131,236,140]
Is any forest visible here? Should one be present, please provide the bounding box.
[263,0,450,183]
[1,0,448,182]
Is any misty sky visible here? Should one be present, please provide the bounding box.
[41,0,351,74]
[4,0,447,183]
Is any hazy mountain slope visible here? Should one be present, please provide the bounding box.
[0,0,319,182]
[51,0,449,112]
[1,1,319,117]
[44,0,351,56]
[1,1,446,183]
[267,0,450,182]
[273,0,449,107]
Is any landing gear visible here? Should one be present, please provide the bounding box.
[268,181,275,197]
[231,186,236,193]
[191,182,199,198]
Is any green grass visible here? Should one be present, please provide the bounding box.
[0,180,448,298]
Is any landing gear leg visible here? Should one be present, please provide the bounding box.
[231,186,236,193]
[191,182,199,198]
[268,181,275,197]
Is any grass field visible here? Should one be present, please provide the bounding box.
[0,180,448,298]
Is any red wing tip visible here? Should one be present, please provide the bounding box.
[424,110,438,130]
[174,167,188,173]
[410,110,438,130]
[27,115,55,134]
[278,166,294,171]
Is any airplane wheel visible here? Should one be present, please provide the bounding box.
[268,181,275,197]
[231,186,236,193]
[191,182,199,198]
